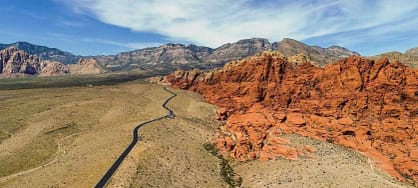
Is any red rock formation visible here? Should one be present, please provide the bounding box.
[167,51,418,185]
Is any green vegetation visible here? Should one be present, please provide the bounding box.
[204,142,243,187]
[0,72,155,90]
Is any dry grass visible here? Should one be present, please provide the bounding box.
[0,76,412,188]
[109,88,226,188]
[0,78,227,188]
[0,79,171,187]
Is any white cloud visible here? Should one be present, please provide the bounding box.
[62,0,418,48]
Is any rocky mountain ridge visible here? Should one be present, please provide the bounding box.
[0,47,105,77]
[3,39,416,77]
[371,50,418,68]
[166,52,418,185]
[0,42,80,64]
[406,47,418,56]
[93,38,360,70]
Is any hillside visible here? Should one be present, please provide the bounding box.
[0,42,80,64]
[0,47,106,77]
[166,52,418,186]
[93,38,359,71]
[371,47,418,68]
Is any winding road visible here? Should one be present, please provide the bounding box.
[95,87,177,188]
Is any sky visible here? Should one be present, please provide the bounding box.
[0,0,417,56]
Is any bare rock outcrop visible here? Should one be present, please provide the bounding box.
[272,38,359,67]
[0,47,106,77]
[371,47,418,68]
[68,58,107,75]
[167,51,418,185]
[0,47,69,77]
[406,47,418,57]
[93,38,360,71]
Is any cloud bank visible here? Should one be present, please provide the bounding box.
[63,0,418,50]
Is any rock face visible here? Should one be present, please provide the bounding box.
[93,38,359,71]
[0,47,67,77]
[272,38,360,67]
[1,39,360,74]
[0,47,105,77]
[0,42,80,64]
[371,47,418,68]
[68,58,107,75]
[203,38,272,64]
[93,43,213,72]
[167,51,418,185]
[406,47,418,56]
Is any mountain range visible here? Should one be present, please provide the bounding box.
[0,47,105,77]
[1,38,417,77]
[90,38,359,71]
[0,42,80,64]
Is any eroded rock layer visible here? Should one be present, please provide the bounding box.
[167,51,418,185]
[0,47,106,77]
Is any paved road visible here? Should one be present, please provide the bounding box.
[95,87,177,188]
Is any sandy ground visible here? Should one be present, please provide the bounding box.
[0,81,413,187]
[234,134,412,188]
[0,81,169,187]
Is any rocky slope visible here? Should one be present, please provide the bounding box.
[406,47,418,56]
[0,42,80,64]
[166,52,418,185]
[273,38,359,67]
[371,47,418,68]
[202,38,271,64]
[67,58,107,75]
[0,47,105,77]
[93,38,359,71]
[92,43,213,72]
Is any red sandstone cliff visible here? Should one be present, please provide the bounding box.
[167,51,418,185]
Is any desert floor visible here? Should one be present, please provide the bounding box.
[0,77,412,187]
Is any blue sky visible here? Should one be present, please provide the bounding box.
[0,0,417,56]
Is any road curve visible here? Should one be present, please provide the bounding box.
[95,87,177,188]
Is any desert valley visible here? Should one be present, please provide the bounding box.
[1,0,418,187]
[0,38,417,187]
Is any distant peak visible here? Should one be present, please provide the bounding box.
[405,47,418,56]
[161,43,185,47]
[327,45,346,49]
[10,41,36,48]
[234,38,270,45]
[14,41,32,45]
[237,38,269,42]
[2,46,20,52]
[280,38,302,42]
[279,38,306,46]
